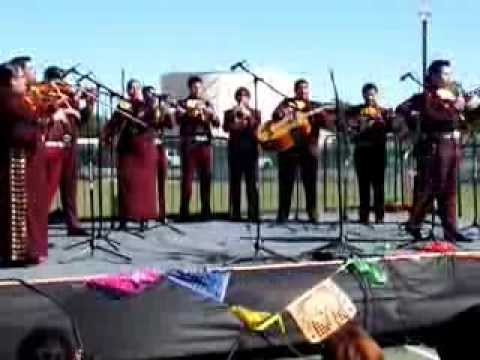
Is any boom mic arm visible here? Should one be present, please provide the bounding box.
[60,63,81,79]
[400,72,424,87]
[400,72,413,82]
[230,60,247,71]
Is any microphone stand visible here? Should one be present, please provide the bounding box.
[61,70,131,263]
[228,62,298,263]
[302,70,363,260]
[230,65,362,264]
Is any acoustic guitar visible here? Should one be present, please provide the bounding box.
[257,102,332,151]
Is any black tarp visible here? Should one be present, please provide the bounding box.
[1,255,480,359]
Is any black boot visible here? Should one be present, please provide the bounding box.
[405,223,422,241]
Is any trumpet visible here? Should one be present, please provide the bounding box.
[234,104,252,120]
[359,105,382,118]
[184,98,208,121]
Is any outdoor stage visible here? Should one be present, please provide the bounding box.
[2,215,480,359]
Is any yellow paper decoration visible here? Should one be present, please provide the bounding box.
[230,305,285,334]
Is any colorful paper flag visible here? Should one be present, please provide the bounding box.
[86,269,162,298]
[167,269,231,303]
[230,305,285,334]
[286,278,357,343]
[347,258,388,287]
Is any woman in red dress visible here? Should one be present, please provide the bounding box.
[102,79,158,226]
[0,62,48,265]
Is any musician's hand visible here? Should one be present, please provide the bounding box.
[64,107,81,120]
[204,107,215,116]
[275,106,293,121]
[52,109,69,124]
[78,99,88,110]
[454,96,466,111]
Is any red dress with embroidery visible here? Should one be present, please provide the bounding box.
[0,91,48,263]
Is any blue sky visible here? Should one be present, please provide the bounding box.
[1,0,479,105]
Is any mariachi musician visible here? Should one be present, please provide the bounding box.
[396,59,467,242]
[0,57,67,265]
[223,87,261,221]
[176,75,220,220]
[271,79,330,224]
[101,79,159,228]
[142,86,174,223]
[42,66,94,236]
[347,83,393,225]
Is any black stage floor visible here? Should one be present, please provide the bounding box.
[3,212,479,282]
[1,213,480,359]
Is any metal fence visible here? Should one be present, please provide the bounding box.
[50,132,480,224]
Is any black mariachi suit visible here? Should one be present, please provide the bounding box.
[272,98,326,222]
[348,105,391,223]
[223,107,261,221]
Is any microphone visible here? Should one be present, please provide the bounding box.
[75,71,93,84]
[400,72,412,82]
[230,60,246,71]
[60,63,81,79]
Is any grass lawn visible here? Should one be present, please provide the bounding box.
[50,174,478,226]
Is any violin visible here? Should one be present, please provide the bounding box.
[25,82,70,116]
[433,86,466,120]
[26,81,96,114]
[436,88,457,102]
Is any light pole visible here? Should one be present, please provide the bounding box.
[419,0,431,85]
